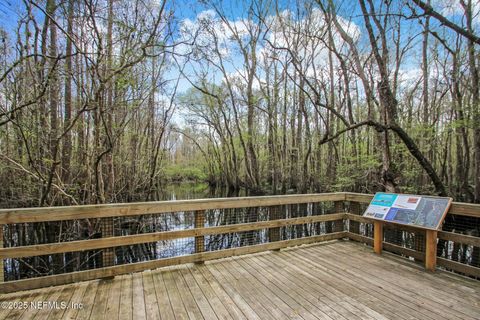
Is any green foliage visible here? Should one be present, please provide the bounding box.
[333,153,381,191]
[163,164,208,182]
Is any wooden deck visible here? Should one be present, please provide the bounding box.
[0,240,479,320]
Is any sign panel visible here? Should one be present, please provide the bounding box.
[363,192,452,230]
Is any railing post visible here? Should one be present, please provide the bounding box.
[268,205,281,243]
[334,201,344,232]
[194,210,205,263]
[425,230,437,271]
[101,217,115,268]
[349,201,361,234]
[373,221,383,254]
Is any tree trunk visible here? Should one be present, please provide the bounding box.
[464,0,480,203]
[62,0,74,186]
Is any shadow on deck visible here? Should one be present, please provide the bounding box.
[0,240,479,320]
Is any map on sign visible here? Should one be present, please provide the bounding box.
[363,193,452,230]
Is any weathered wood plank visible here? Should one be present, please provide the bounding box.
[47,284,76,320]
[0,240,480,320]
[73,280,99,320]
[0,232,347,293]
[209,260,281,320]
[0,193,345,224]
[283,247,418,320]
[118,275,133,320]
[333,243,480,312]
[161,269,189,320]
[197,264,262,320]
[328,242,480,319]
[244,254,350,320]
[344,193,373,203]
[194,210,206,260]
[281,246,407,319]
[448,203,480,218]
[339,241,480,296]
[232,256,328,320]
[314,244,461,320]
[28,287,65,320]
[345,213,371,224]
[347,233,373,245]
[170,268,205,319]
[132,273,146,320]
[60,281,89,320]
[141,271,160,320]
[347,230,426,261]
[0,291,29,319]
[151,270,175,320]
[382,242,425,261]
[177,266,220,320]
[254,247,364,319]
[0,192,476,240]
[104,275,122,320]
[218,258,304,320]
[20,291,56,320]
[4,287,52,320]
[437,257,480,278]
[188,264,247,319]
[0,214,346,259]
[438,230,480,247]
[88,279,111,320]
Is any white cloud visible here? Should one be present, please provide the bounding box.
[224,69,262,91]
[177,9,251,60]
[261,8,361,83]
[176,7,362,98]
[397,67,422,85]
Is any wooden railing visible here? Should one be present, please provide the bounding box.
[0,192,478,293]
[0,193,347,293]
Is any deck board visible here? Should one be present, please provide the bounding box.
[1,240,479,320]
[319,243,480,319]
[142,270,161,320]
[118,274,133,320]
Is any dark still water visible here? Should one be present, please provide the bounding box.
[152,182,244,201]
[4,183,338,281]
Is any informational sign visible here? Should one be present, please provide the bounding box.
[363,192,452,230]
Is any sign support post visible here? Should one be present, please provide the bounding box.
[373,221,383,254]
[425,230,438,271]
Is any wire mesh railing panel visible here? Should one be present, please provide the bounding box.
[205,230,269,251]
[1,200,345,282]
[383,228,426,253]
[439,214,480,271]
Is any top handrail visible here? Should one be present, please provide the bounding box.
[0,193,345,224]
[0,192,478,224]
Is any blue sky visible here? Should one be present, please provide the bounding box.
[1,0,477,97]
[0,1,24,34]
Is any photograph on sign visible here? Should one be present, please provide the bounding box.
[371,193,398,207]
[392,195,421,210]
[364,204,390,218]
[363,192,452,230]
